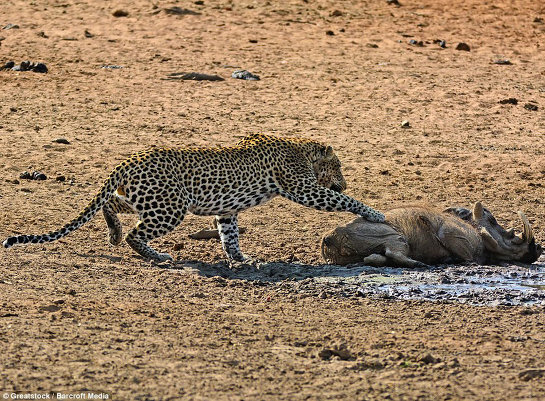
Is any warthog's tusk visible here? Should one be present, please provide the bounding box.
[518,211,533,243]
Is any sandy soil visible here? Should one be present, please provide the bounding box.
[1,0,545,399]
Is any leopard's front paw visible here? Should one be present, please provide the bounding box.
[228,254,260,269]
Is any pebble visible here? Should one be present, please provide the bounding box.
[325,30,335,36]
[524,103,538,111]
[84,30,94,38]
[55,175,66,182]
[330,10,343,17]
[366,43,379,48]
[231,70,260,81]
[164,7,201,15]
[499,98,518,105]
[420,353,441,364]
[5,61,48,73]
[401,120,410,128]
[386,0,401,5]
[101,65,123,69]
[164,72,224,81]
[1,61,15,70]
[455,42,470,51]
[112,10,129,17]
[408,39,424,47]
[20,171,47,181]
[3,24,19,30]
[53,138,70,144]
[39,304,61,312]
[493,59,512,65]
[519,369,545,381]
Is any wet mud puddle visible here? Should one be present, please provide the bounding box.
[180,256,545,306]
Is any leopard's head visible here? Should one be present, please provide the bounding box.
[313,146,347,193]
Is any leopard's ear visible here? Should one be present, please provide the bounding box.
[323,145,334,161]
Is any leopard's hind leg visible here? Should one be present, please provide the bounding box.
[103,197,135,246]
[125,188,188,262]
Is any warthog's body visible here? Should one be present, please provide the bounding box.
[321,203,542,267]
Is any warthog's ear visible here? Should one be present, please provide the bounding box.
[472,202,484,221]
[480,227,513,256]
[443,207,472,221]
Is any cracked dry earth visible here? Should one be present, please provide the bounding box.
[2,0,545,400]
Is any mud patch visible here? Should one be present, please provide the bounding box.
[172,256,545,306]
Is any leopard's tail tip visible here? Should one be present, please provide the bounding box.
[3,237,16,249]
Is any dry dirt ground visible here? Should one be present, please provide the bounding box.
[1,0,545,400]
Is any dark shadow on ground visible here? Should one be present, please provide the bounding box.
[160,257,545,306]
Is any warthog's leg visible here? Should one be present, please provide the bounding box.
[384,247,430,268]
[363,254,389,266]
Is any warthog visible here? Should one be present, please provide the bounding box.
[321,202,542,267]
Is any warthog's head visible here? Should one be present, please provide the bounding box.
[445,202,542,264]
[313,146,347,193]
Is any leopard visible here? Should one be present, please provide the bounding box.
[3,134,385,263]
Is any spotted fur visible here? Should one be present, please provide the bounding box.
[3,134,384,262]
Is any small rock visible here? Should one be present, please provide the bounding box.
[420,353,441,364]
[386,0,401,5]
[449,358,461,367]
[164,7,201,15]
[165,72,224,81]
[195,1,205,5]
[53,138,70,144]
[40,304,61,312]
[319,349,334,360]
[435,39,447,48]
[524,103,538,111]
[330,10,343,17]
[366,43,379,48]
[20,171,47,181]
[249,39,258,43]
[455,42,470,51]
[31,63,48,73]
[56,175,66,182]
[61,311,75,319]
[519,369,545,381]
[66,289,77,296]
[10,107,17,112]
[1,61,15,70]
[401,120,410,128]
[37,31,48,38]
[231,70,260,81]
[499,98,518,105]
[326,30,335,36]
[53,299,65,305]
[84,30,94,38]
[173,243,184,251]
[3,24,19,30]
[319,291,327,299]
[101,65,124,69]
[408,39,424,47]
[492,59,512,65]
[112,10,129,17]
[533,17,543,24]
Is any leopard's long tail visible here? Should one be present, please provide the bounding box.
[3,167,125,249]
